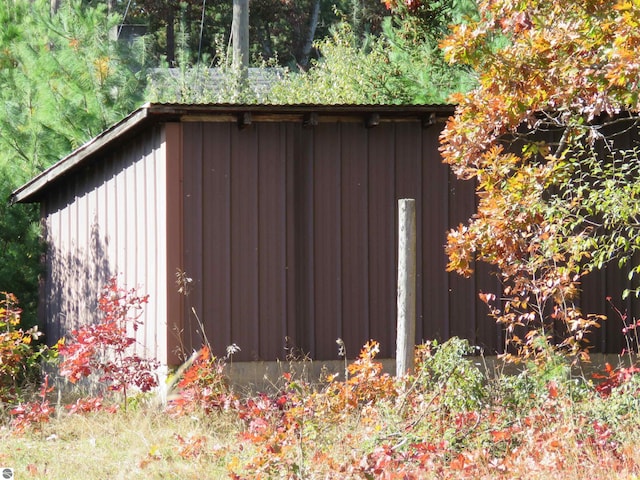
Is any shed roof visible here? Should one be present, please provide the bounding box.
[10,103,455,204]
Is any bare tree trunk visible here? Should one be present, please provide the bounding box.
[299,0,321,70]
[107,0,115,14]
[50,0,60,14]
[232,0,250,80]
[166,8,175,66]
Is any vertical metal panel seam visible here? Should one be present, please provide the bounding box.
[446,175,458,342]
[309,126,316,356]
[418,126,425,345]
[282,124,289,355]
[337,123,343,345]
[390,126,397,352]
[199,123,207,354]
[284,123,293,355]
[364,126,371,342]
[72,176,79,329]
[143,132,154,358]
[132,143,139,285]
[228,123,234,346]
[391,122,398,350]
[280,125,288,357]
[256,124,262,358]
[164,122,185,365]
[141,138,150,355]
[148,130,157,359]
[154,127,162,359]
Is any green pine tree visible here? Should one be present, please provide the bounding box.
[0,0,147,328]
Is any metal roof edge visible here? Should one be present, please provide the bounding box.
[10,105,152,204]
[11,103,456,204]
[144,103,456,123]
[144,102,456,115]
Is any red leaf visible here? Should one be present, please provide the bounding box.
[547,380,559,399]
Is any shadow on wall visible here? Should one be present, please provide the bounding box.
[45,219,113,346]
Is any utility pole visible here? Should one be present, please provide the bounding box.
[232,0,250,83]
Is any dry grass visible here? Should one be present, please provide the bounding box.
[2,389,640,479]
[3,341,640,479]
[1,406,241,479]
[2,404,640,479]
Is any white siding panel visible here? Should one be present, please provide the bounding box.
[76,188,89,324]
[134,145,148,355]
[125,156,137,287]
[43,127,170,365]
[144,133,159,360]
[155,127,169,365]
[115,153,128,282]
[105,157,119,279]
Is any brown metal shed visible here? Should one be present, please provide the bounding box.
[10,104,634,364]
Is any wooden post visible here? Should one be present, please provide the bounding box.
[232,0,250,82]
[396,198,416,377]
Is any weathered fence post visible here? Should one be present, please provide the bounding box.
[396,198,416,377]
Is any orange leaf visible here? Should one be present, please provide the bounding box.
[491,429,512,442]
[449,453,467,471]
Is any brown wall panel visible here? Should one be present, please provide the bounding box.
[165,123,185,365]
[258,123,288,360]
[230,126,260,359]
[368,125,397,357]
[421,125,450,343]
[202,123,233,357]
[580,265,608,353]
[341,123,370,356]
[312,123,343,359]
[605,264,630,354]
[474,261,502,353]
[180,119,511,361]
[291,125,315,357]
[447,173,478,341]
[182,123,205,350]
[285,124,302,358]
[394,123,423,341]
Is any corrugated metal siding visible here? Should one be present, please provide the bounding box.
[42,126,171,364]
[38,112,640,365]
[180,120,504,361]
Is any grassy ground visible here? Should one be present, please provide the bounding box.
[2,393,640,479]
[1,408,239,479]
[3,339,640,479]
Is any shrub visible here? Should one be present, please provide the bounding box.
[413,337,486,412]
[0,292,48,404]
[57,277,159,407]
[166,345,234,416]
[9,374,54,434]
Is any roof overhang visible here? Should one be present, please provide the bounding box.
[10,103,455,204]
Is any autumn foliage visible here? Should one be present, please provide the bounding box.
[440,0,640,358]
[0,292,45,403]
[2,302,640,478]
[57,277,159,403]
